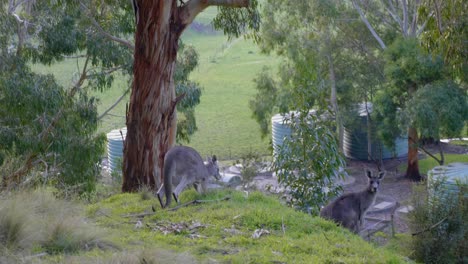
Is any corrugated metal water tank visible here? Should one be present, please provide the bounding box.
[428,162,468,200]
[271,113,293,155]
[343,103,407,160]
[271,110,323,155]
[106,127,127,172]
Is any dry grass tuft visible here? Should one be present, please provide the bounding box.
[0,189,114,258]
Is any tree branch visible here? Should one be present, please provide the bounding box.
[79,2,134,50]
[384,0,403,30]
[402,0,408,36]
[98,87,131,121]
[167,196,231,211]
[409,136,443,165]
[410,0,420,36]
[352,0,387,49]
[179,0,249,28]
[412,217,447,236]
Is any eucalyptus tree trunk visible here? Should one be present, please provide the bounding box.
[406,126,422,181]
[122,0,250,192]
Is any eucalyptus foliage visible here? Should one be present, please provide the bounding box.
[273,109,346,215]
[374,38,467,149]
[407,80,468,140]
[175,41,202,143]
[0,54,105,193]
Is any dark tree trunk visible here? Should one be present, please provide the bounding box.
[122,1,180,192]
[406,126,422,181]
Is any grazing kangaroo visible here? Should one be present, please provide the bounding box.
[156,146,220,208]
[320,169,385,233]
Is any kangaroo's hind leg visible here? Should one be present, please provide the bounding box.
[173,175,190,204]
[156,185,166,208]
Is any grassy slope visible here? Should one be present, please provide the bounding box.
[80,189,406,263]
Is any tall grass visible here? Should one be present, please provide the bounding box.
[0,189,114,261]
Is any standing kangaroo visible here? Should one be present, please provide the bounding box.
[156,146,220,208]
[320,169,385,233]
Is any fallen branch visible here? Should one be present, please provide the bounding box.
[121,212,156,218]
[412,217,448,236]
[168,196,231,211]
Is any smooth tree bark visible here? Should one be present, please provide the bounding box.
[122,0,250,192]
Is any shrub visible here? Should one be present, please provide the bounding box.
[273,110,346,215]
[409,177,467,263]
[236,151,266,185]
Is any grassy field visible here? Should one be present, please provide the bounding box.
[32,8,279,160]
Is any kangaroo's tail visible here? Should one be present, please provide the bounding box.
[163,157,174,208]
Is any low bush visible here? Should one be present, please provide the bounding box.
[409,177,467,263]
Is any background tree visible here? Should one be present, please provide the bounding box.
[250,0,385,148]
[350,0,465,180]
[0,4,105,193]
[373,38,467,179]
[121,0,260,192]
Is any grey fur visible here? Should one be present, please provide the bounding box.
[156,146,220,208]
[320,169,385,233]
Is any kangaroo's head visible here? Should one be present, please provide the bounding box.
[366,169,385,193]
[206,155,221,180]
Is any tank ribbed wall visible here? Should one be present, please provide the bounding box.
[106,128,127,172]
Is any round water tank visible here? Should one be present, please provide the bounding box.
[106,127,127,172]
[428,162,468,201]
[271,110,331,155]
[343,103,407,160]
[271,113,292,155]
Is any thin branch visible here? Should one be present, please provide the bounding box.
[384,0,403,30]
[352,0,387,49]
[98,87,131,120]
[70,55,90,95]
[86,65,124,78]
[409,136,443,165]
[80,2,134,50]
[168,196,231,211]
[412,217,447,236]
[122,212,155,218]
[416,11,433,37]
[179,0,249,29]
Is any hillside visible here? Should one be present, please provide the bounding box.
[0,189,407,263]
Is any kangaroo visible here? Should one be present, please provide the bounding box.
[156,146,220,208]
[320,169,385,233]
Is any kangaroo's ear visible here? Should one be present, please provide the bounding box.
[212,155,217,163]
[378,171,386,179]
[366,169,372,178]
